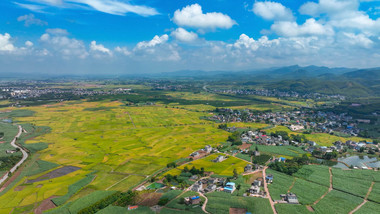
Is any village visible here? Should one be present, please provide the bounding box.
[209,108,371,137]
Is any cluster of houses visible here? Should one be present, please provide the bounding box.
[189,145,216,160]
[190,177,237,194]
[246,178,265,197]
[0,85,132,100]
[212,88,345,101]
[210,109,363,136]
[306,140,378,156]
[241,131,289,146]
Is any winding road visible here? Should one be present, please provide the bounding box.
[0,125,27,186]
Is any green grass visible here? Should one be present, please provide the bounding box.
[205,191,273,214]
[294,165,330,187]
[355,201,380,214]
[266,169,295,201]
[312,190,363,214]
[51,172,96,206]
[290,178,328,205]
[275,204,311,214]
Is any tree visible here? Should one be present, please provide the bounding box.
[233,168,238,179]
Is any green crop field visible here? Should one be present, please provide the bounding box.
[254,145,307,158]
[355,202,380,214]
[290,178,328,205]
[312,190,363,214]
[294,165,330,187]
[266,169,295,201]
[205,191,273,214]
[368,182,380,203]
[275,204,311,214]
[332,168,377,198]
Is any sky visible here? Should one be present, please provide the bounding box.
[1,0,380,75]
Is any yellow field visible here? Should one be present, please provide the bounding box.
[266,125,370,146]
[0,100,229,209]
[165,154,248,176]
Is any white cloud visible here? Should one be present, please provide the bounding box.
[14,2,46,13]
[15,0,159,16]
[39,33,88,59]
[114,46,131,56]
[253,1,294,21]
[171,28,198,42]
[46,28,69,35]
[90,41,112,56]
[0,33,16,52]
[17,14,48,27]
[341,32,374,48]
[299,0,380,35]
[271,18,334,37]
[299,0,359,17]
[173,4,236,30]
[25,41,34,47]
[136,34,169,49]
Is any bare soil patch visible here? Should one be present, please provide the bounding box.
[26,166,80,183]
[14,185,26,191]
[34,196,57,214]
[136,192,163,207]
[238,143,252,150]
[307,206,315,212]
[0,141,5,144]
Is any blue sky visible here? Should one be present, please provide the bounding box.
[1,0,380,74]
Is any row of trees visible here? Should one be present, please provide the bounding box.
[78,191,137,214]
[269,154,310,175]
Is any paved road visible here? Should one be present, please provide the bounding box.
[0,125,26,185]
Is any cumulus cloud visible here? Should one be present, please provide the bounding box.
[40,32,88,59]
[90,41,112,56]
[173,4,236,30]
[114,46,131,56]
[17,14,48,27]
[253,1,294,21]
[341,32,374,48]
[299,0,380,35]
[14,0,158,16]
[171,28,198,42]
[25,41,34,47]
[136,34,169,49]
[271,18,334,37]
[0,33,16,52]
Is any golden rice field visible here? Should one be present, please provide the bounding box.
[165,153,248,177]
[0,100,230,210]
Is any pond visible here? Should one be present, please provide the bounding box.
[334,155,380,169]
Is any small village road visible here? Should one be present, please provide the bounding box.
[199,192,209,214]
[263,167,277,214]
[0,125,26,185]
[349,181,375,214]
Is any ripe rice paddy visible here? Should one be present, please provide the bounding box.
[0,100,229,210]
